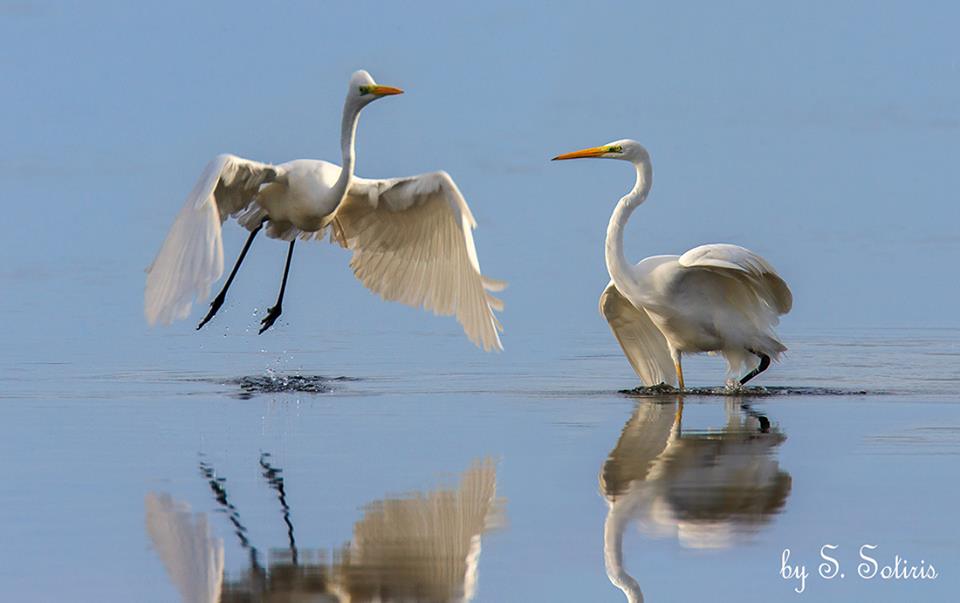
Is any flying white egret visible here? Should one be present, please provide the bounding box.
[144,70,504,350]
[553,140,792,388]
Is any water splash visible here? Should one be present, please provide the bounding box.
[226,371,360,398]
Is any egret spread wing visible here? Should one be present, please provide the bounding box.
[332,171,505,351]
[678,244,792,315]
[600,281,676,386]
[144,154,278,326]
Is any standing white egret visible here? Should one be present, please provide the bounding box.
[145,70,504,351]
[553,140,792,388]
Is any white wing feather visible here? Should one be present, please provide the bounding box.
[678,244,792,315]
[144,154,277,326]
[331,172,505,351]
[145,492,224,603]
[600,281,677,386]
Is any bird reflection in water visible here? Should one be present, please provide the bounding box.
[145,455,502,603]
[600,397,791,602]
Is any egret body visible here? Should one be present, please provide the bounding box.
[145,70,504,351]
[554,140,791,388]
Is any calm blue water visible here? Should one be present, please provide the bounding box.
[2,3,959,601]
[1,321,958,602]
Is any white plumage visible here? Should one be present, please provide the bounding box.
[144,70,504,350]
[555,140,792,388]
[144,155,276,326]
[334,173,506,351]
[599,282,675,387]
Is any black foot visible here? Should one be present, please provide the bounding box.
[259,304,282,334]
[197,293,226,330]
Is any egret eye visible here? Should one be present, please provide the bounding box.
[609,145,623,154]
[358,85,372,95]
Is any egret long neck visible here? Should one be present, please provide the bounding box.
[605,161,652,290]
[332,99,362,202]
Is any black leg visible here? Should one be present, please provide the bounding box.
[739,349,771,386]
[197,222,264,330]
[259,239,295,334]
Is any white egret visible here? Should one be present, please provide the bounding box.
[145,70,504,350]
[553,140,792,388]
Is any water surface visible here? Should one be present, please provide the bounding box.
[1,328,957,602]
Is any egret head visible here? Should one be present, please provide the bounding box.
[348,70,404,107]
[552,139,649,164]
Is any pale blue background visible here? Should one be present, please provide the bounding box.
[2,0,958,355]
[1,3,959,602]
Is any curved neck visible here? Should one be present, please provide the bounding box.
[332,98,362,201]
[605,161,652,290]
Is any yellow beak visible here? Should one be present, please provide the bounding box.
[551,146,608,161]
[370,85,404,96]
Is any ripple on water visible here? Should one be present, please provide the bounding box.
[620,384,871,397]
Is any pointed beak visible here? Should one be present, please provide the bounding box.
[370,85,404,96]
[551,146,608,161]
